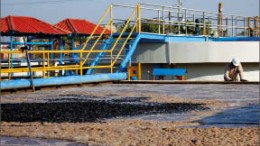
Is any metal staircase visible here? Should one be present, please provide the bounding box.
[79,4,141,75]
[85,33,140,74]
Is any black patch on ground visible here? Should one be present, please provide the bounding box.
[1,98,209,123]
[110,97,150,103]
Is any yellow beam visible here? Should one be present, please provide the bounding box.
[112,24,137,66]
[80,4,112,51]
[47,52,50,77]
[110,7,137,54]
[137,3,141,33]
[111,6,139,69]
[43,52,46,78]
[80,52,83,76]
[127,65,131,81]
[0,50,111,54]
[8,53,11,79]
[138,61,141,80]
[82,19,113,65]
[110,5,113,34]
[110,51,113,73]
[82,65,111,69]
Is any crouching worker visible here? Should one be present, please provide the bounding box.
[224,58,248,82]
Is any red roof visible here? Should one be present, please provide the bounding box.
[0,15,68,35]
[54,18,110,35]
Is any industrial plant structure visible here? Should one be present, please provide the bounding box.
[0,3,259,90]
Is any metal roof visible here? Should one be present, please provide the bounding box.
[54,18,110,35]
[0,15,68,36]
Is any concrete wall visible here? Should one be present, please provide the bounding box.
[175,63,259,81]
[131,41,259,81]
[170,42,259,63]
[137,63,259,81]
[132,43,168,63]
[132,42,259,64]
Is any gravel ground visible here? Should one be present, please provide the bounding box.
[0,83,259,145]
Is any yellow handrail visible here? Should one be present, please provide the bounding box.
[107,5,138,72]
[0,50,111,54]
[83,65,111,69]
[82,19,112,65]
[80,5,112,51]
[137,3,141,33]
[112,24,137,66]
[1,66,80,73]
[8,53,11,79]
[109,6,137,54]
[43,52,46,78]
[1,4,142,79]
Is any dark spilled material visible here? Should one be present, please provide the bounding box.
[1,96,208,123]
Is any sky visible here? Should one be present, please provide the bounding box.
[1,0,259,24]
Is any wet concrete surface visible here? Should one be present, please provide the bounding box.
[117,112,194,122]
[199,104,260,126]
[0,136,87,146]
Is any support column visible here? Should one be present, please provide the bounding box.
[71,36,76,63]
[248,17,252,37]
[9,36,13,79]
[218,3,223,37]
[254,16,259,36]
[137,61,141,80]
[137,3,141,33]
[58,37,63,76]
[58,37,63,65]
[110,5,113,34]
[49,36,54,76]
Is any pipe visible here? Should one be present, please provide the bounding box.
[117,34,141,72]
[24,46,35,91]
[0,73,127,90]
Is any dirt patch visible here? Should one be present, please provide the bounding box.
[1,121,259,146]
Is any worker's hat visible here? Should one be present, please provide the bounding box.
[231,58,240,66]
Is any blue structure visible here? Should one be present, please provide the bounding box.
[1,73,127,90]
[1,2,259,90]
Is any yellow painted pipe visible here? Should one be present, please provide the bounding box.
[127,66,131,81]
[138,61,141,80]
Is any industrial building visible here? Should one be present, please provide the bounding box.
[0,3,259,90]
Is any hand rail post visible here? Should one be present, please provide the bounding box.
[80,51,83,75]
[137,3,141,33]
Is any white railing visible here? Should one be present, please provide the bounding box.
[111,3,259,37]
